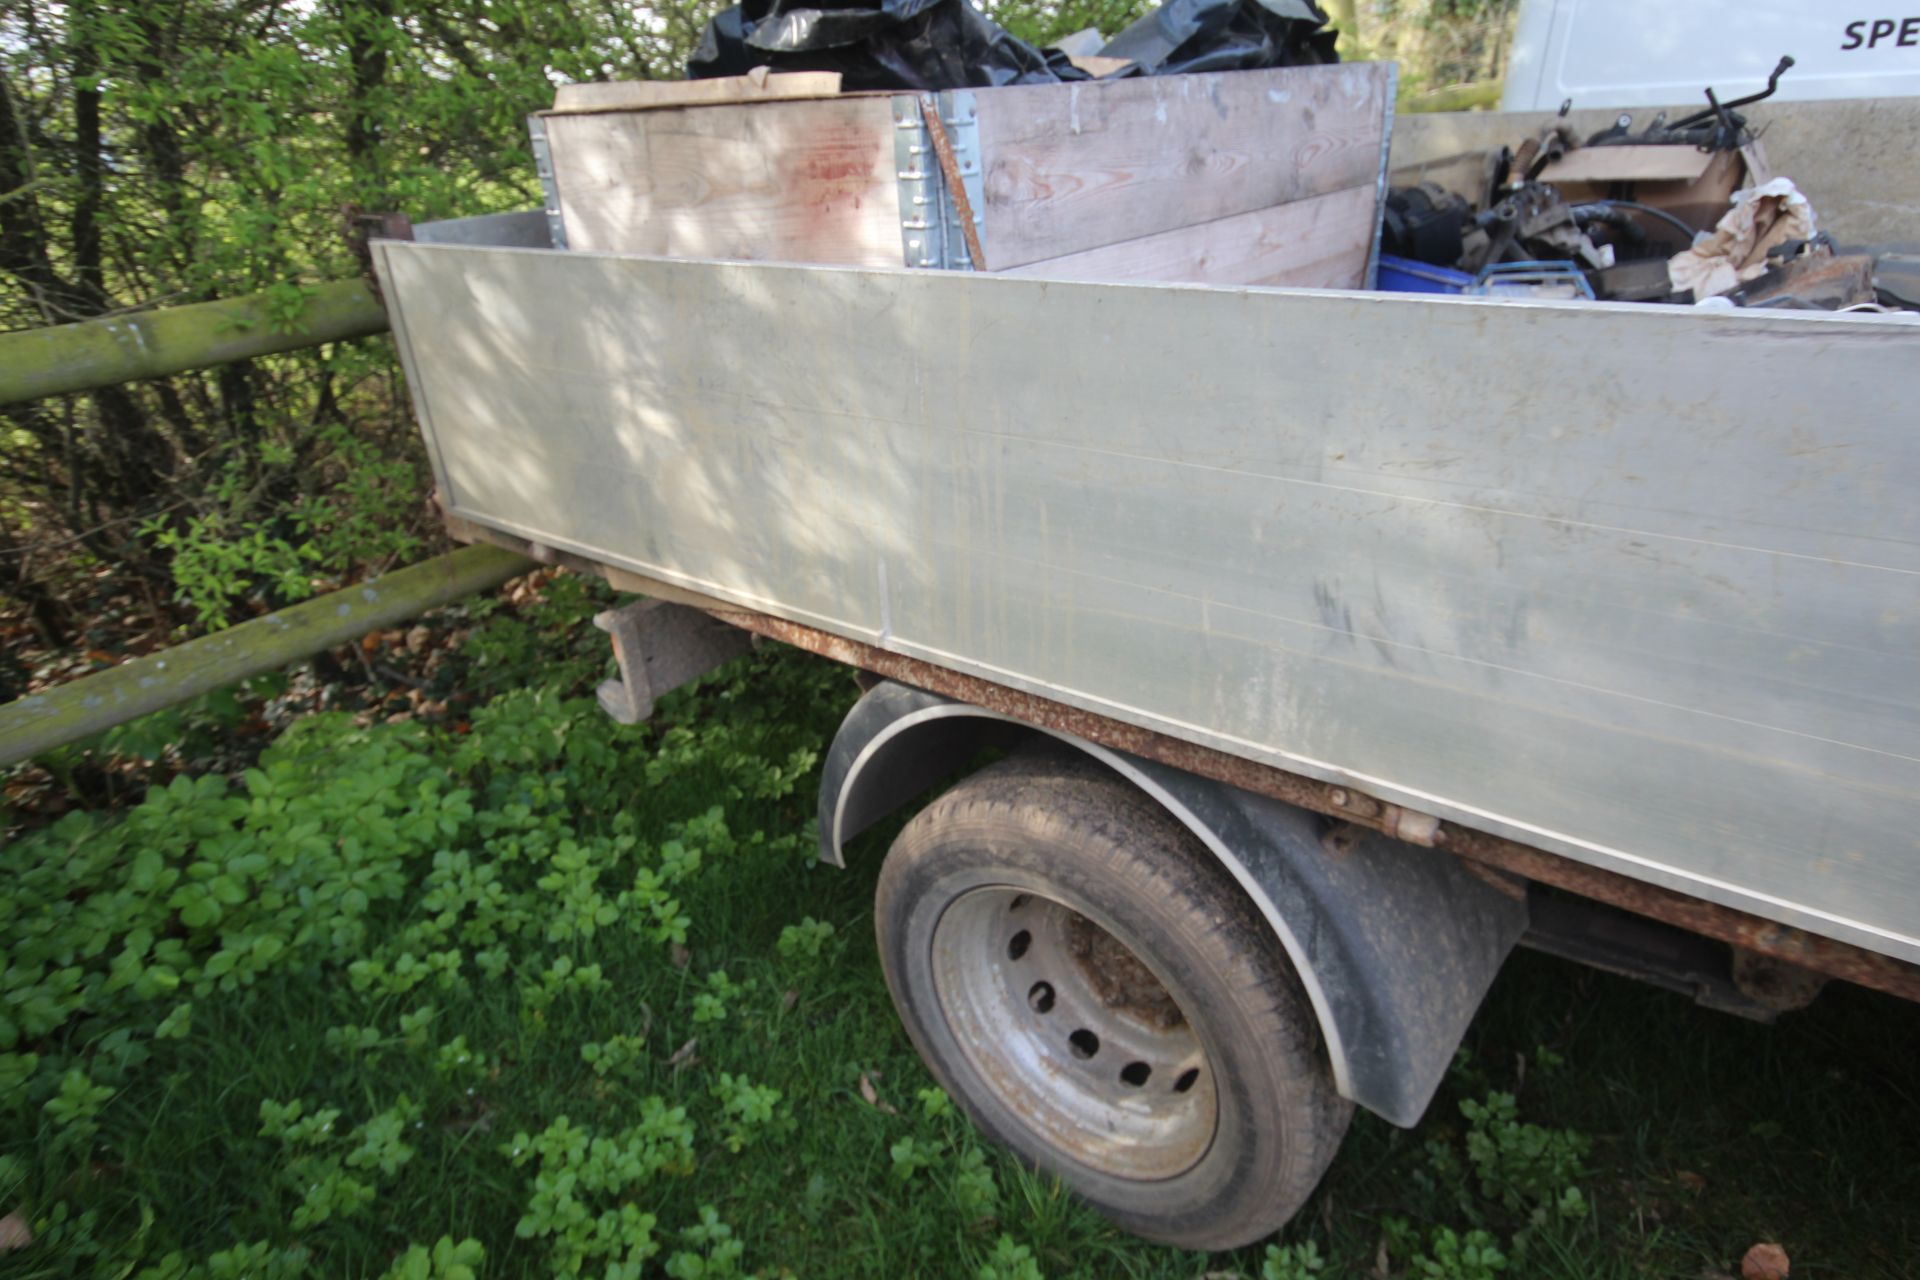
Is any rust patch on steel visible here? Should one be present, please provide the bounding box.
[1066,911,1186,1031]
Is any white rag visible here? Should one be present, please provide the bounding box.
[1668,177,1816,300]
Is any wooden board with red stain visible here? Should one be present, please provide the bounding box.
[541,63,1393,290]
[543,96,902,267]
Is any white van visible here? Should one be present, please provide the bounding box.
[1503,0,1920,110]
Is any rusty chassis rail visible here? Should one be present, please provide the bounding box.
[453,520,1920,1006]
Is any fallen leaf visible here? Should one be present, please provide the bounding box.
[781,989,799,1012]
[1741,1242,1789,1280]
[1677,1170,1708,1195]
[0,1212,30,1252]
[359,632,381,654]
[669,944,691,971]
[666,1038,698,1073]
[858,1073,897,1115]
[405,625,432,654]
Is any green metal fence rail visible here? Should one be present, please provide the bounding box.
[0,281,535,767]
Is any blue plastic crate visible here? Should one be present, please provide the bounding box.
[1376,253,1473,294]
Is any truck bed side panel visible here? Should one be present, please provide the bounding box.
[375,241,1920,964]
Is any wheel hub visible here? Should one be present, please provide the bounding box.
[930,887,1217,1180]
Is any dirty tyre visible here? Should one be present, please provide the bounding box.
[875,753,1352,1250]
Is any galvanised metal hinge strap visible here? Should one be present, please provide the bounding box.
[891,92,983,270]
[527,115,569,251]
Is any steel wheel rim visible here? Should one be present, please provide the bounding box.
[929,886,1217,1180]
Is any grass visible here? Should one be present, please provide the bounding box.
[1,605,1916,1279]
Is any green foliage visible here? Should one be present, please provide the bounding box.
[132,420,423,628]
[461,573,622,697]
[978,1234,1046,1280]
[134,1238,310,1280]
[580,1033,650,1078]
[257,1098,341,1146]
[504,1105,694,1275]
[0,638,836,1270]
[2,621,1916,1278]
[1,2,734,636]
[710,1072,785,1153]
[890,1135,938,1181]
[1413,1228,1509,1280]
[43,1069,114,1149]
[776,915,837,961]
[691,969,745,1025]
[981,0,1153,46]
[379,1236,486,1280]
[1459,1091,1591,1214]
[663,1205,746,1279]
[1263,1239,1326,1280]
[1334,0,1521,96]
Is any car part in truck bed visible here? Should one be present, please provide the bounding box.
[373,235,1920,972]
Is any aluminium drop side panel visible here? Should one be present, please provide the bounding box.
[372,239,1920,966]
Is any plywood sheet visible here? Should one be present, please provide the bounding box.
[544,96,901,265]
[975,62,1394,269]
[999,184,1377,288]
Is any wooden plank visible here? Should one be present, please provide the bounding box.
[549,70,843,115]
[998,183,1377,288]
[544,96,902,265]
[974,62,1393,269]
[1538,143,1714,184]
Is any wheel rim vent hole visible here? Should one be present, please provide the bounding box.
[1027,981,1055,1014]
[1173,1067,1200,1094]
[1119,1061,1151,1087]
[1068,1028,1100,1059]
[1007,930,1031,961]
